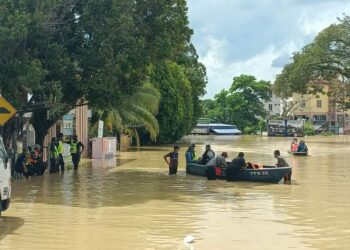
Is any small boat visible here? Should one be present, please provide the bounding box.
[288,150,308,156]
[186,163,292,183]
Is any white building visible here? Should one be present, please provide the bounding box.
[263,89,281,116]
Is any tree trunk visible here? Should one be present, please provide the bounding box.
[32,110,52,147]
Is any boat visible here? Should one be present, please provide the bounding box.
[288,150,308,156]
[186,162,292,183]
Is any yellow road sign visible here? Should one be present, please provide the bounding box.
[0,96,17,126]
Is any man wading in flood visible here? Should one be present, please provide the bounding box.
[69,135,85,170]
[164,145,179,175]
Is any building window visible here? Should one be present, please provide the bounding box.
[268,90,273,98]
[314,115,327,122]
[317,100,322,108]
[268,104,273,111]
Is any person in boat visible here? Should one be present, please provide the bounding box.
[164,145,180,175]
[204,152,228,180]
[199,144,215,165]
[191,143,197,160]
[185,145,194,164]
[297,140,308,152]
[274,150,291,182]
[226,152,246,181]
[290,138,298,152]
[205,152,228,168]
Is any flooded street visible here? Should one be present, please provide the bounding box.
[1,135,350,250]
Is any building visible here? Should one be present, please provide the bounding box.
[290,83,350,134]
[263,89,281,116]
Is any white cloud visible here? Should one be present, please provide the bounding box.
[187,0,350,99]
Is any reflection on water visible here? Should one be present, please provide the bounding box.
[1,135,350,249]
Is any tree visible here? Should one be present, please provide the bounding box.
[90,82,160,141]
[202,75,271,132]
[136,0,207,143]
[150,62,194,143]
[0,0,206,146]
[274,15,350,112]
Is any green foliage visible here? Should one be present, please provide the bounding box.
[275,15,350,105]
[303,122,315,136]
[91,82,160,141]
[201,74,271,132]
[320,131,335,136]
[150,62,195,143]
[243,126,258,135]
[0,0,206,144]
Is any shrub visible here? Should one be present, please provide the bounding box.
[303,122,315,136]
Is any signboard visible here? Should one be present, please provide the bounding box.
[268,119,304,137]
[98,120,104,138]
[0,96,17,126]
[62,114,74,136]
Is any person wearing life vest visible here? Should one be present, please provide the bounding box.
[32,144,45,175]
[70,135,85,170]
[290,138,298,152]
[49,137,59,173]
[57,133,65,173]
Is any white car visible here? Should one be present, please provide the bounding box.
[0,136,11,216]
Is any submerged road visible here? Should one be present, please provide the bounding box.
[1,135,350,249]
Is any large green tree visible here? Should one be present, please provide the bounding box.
[202,75,270,132]
[274,15,350,111]
[137,0,207,143]
[0,0,205,146]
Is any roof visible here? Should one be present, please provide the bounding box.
[211,128,242,135]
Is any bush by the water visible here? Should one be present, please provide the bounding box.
[304,122,315,136]
[243,126,258,134]
[320,131,335,136]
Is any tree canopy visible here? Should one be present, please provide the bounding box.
[0,0,207,144]
[275,15,350,100]
[201,74,270,133]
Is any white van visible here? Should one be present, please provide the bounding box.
[0,136,11,216]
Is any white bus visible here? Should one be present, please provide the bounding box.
[0,136,11,216]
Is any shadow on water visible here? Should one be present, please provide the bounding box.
[0,216,25,240]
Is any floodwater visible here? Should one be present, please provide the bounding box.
[1,135,350,250]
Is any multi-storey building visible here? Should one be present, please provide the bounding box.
[290,83,350,134]
[263,89,281,116]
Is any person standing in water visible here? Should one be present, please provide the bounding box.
[164,145,180,175]
[69,135,85,170]
[57,133,65,173]
[274,150,292,182]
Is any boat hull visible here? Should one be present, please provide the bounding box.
[288,150,308,156]
[186,163,292,183]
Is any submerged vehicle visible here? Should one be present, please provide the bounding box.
[186,162,291,183]
[288,150,308,156]
[0,136,11,216]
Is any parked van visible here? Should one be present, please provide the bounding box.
[0,136,11,216]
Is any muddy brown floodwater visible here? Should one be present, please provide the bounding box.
[1,135,350,250]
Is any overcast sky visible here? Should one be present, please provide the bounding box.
[187,0,350,98]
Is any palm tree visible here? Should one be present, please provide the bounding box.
[91,82,160,143]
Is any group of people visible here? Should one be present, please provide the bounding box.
[290,138,308,152]
[15,144,46,177]
[14,133,85,178]
[164,144,291,182]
